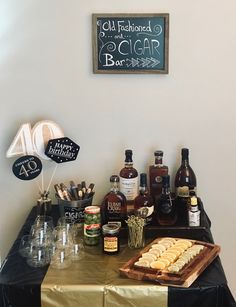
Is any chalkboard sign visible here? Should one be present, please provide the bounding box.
[92,13,169,74]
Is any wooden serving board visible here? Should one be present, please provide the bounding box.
[119,237,220,288]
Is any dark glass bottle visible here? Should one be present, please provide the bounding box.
[175,148,196,197]
[101,175,127,226]
[119,149,138,213]
[175,148,197,225]
[155,175,177,226]
[134,173,154,225]
[149,150,168,202]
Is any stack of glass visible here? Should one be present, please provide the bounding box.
[19,215,84,269]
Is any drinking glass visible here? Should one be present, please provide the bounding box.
[26,245,51,268]
[50,248,72,269]
[34,215,54,232]
[19,235,33,258]
[30,225,53,247]
[53,226,73,249]
[70,238,84,261]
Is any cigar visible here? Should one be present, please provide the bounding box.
[84,183,95,199]
[54,184,64,200]
[70,181,78,200]
[81,181,86,195]
[77,184,83,200]
[60,183,72,201]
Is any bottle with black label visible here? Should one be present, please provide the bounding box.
[134,173,154,225]
[175,148,197,225]
[149,150,168,202]
[155,175,177,226]
[119,149,138,213]
[101,175,127,226]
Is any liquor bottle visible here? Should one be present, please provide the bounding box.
[188,192,200,227]
[149,150,168,202]
[175,148,197,197]
[119,149,138,212]
[175,148,197,225]
[101,175,127,226]
[134,173,154,225]
[155,175,177,226]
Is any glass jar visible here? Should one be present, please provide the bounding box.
[84,206,101,246]
[102,223,120,254]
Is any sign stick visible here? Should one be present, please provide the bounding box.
[46,164,58,193]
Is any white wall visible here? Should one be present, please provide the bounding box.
[0,0,235,298]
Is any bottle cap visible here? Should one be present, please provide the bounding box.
[154,150,163,157]
[181,148,189,159]
[110,175,119,183]
[102,223,120,235]
[125,149,133,162]
[140,173,147,187]
[191,196,198,206]
[162,175,170,187]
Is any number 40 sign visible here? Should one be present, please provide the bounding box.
[6,120,64,160]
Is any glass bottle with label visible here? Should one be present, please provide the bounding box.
[119,149,138,213]
[175,148,197,225]
[101,175,127,226]
[155,175,177,226]
[188,192,200,227]
[134,173,154,225]
[149,150,168,202]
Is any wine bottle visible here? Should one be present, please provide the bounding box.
[175,148,197,197]
[134,173,154,225]
[175,148,197,225]
[155,175,177,226]
[149,150,168,202]
[119,149,138,213]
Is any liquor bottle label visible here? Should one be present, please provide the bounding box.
[136,205,154,221]
[120,177,138,201]
[155,176,162,183]
[188,211,200,226]
[176,186,189,197]
[107,201,121,213]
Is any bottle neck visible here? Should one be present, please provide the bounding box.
[154,156,163,166]
[181,150,189,166]
[162,185,170,195]
[181,157,189,166]
[110,182,119,193]
[124,161,133,168]
[139,185,148,195]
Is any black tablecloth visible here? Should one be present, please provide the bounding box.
[0,205,235,307]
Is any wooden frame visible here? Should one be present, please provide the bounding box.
[92,13,169,74]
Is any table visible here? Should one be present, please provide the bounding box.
[0,205,235,307]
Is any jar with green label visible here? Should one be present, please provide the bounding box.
[84,206,101,245]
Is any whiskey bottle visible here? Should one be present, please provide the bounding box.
[155,175,177,226]
[134,173,154,225]
[119,149,138,213]
[149,150,168,202]
[101,175,127,226]
[175,148,197,225]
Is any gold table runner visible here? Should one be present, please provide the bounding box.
[41,244,168,307]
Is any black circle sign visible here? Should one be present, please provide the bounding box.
[12,155,42,181]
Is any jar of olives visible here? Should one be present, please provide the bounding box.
[84,206,101,246]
